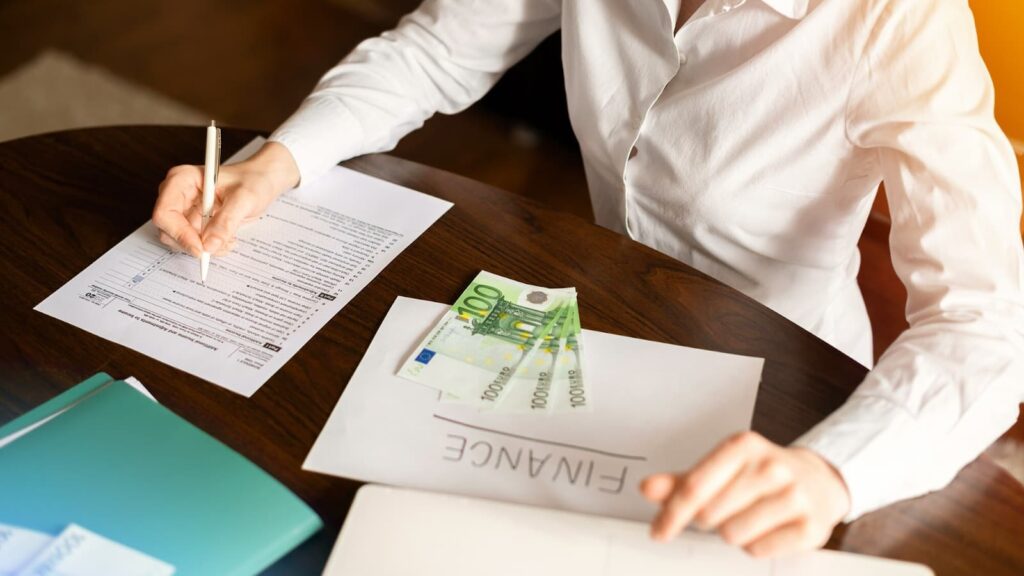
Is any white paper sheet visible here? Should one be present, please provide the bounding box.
[122,377,156,402]
[304,297,764,521]
[15,523,173,576]
[0,524,51,576]
[323,485,934,576]
[36,139,452,396]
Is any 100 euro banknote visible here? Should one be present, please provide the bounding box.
[397,271,575,402]
[551,303,590,412]
[495,298,591,414]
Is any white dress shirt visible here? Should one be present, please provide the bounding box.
[270,0,1024,520]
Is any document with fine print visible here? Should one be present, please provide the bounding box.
[36,139,453,396]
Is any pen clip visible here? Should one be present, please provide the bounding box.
[214,128,222,185]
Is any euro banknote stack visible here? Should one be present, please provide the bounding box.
[398,271,590,414]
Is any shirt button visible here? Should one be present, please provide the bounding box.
[679,52,688,65]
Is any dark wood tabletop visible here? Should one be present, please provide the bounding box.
[1,126,1021,575]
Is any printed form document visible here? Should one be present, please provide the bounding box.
[37,139,452,396]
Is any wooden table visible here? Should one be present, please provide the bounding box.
[1,126,1021,575]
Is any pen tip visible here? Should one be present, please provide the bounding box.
[210,120,216,127]
[200,251,210,284]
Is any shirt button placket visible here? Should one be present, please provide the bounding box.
[623,141,638,237]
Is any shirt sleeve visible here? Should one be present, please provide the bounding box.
[793,0,1024,521]
[268,0,561,184]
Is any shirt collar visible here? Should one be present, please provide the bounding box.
[759,0,810,19]
[661,0,809,28]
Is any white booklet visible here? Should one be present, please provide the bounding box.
[0,524,51,576]
[324,485,933,576]
[0,524,173,576]
[304,296,764,521]
[35,139,452,396]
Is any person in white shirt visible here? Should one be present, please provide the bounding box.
[152,0,1024,557]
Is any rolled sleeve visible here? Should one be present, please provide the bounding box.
[269,0,560,185]
[270,97,363,185]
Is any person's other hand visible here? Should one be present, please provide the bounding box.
[640,431,849,557]
[152,141,300,257]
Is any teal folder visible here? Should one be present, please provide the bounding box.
[0,373,322,575]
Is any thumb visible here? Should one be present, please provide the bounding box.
[201,190,254,254]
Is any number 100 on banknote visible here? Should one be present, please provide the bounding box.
[397,271,575,404]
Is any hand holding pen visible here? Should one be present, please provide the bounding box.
[151,127,302,281]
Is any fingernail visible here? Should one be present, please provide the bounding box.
[204,236,223,254]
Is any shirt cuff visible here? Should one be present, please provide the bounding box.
[269,96,365,185]
[791,393,931,522]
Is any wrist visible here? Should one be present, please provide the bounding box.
[794,447,851,522]
[246,141,301,196]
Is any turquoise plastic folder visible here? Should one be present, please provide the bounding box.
[0,373,322,575]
